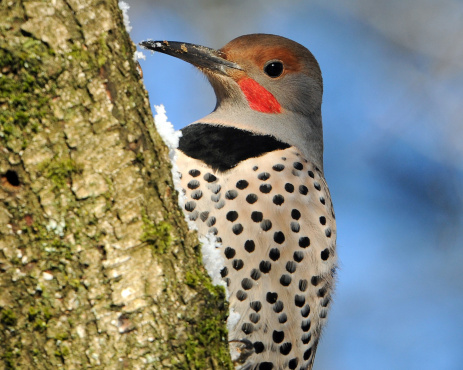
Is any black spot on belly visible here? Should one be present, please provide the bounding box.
[259,184,272,193]
[301,319,311,331]
[311,276,320,286]
[236,290,247,301]
[289,358,299,369]
[272,330,284,343]
[317,287,327,297]
[301,333,311,344]
[226,211,238,222]
[280,342,292,355]
[299,279,308,292]
[293,162,303,170]
[246,193,258,204]
[259,261,272,273]
[280,274,292,286]
[199,211,209,222]
[260,219,272,231]
[290,222,300,233]
[244,240,255,253]
[224,247,235,259]
[322,297,331,307]
[301,305,310,318]
[189,169,200,177]
[187,180,200,189]
[241,278,253,290]
[266,292,278,303]
[185,201,196,212]
[236,179,249,189]
[254,341,265,353]
[273,194,284,205]
[299,185,308,195]
[258,362,273,370]
[225,190,238,200]
[250,269,261,280]
[274,231,285,244]
[191,190,202,200]
[203,173,217,182]
[284,183,294,193]
[301,333,312,344]
[269,248,280,261]
[273,301,284,313]
[299,237,310,248]
[232,224,243,235]
[251,211,263,222]
[286,261,296,273]
[206,216,216,227]
[291,209,301,220]
[303,347,312,360]
[250,301,262,312]
[233,259,244,270]
[242,323,254,334]
[295,295,306,307]
[209,184,221,194]
[258,172,270,181]
[273,164,285,171]
[321,248,330,260]
[293,251,304,262]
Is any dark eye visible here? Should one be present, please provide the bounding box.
[264,61,284,78]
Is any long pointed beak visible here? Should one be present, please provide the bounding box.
[140,40,243,75]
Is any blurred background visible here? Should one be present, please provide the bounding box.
[126,1,463,369]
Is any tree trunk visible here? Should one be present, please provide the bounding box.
[0,1,231,368]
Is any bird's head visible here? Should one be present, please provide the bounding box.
[141,34,324,169]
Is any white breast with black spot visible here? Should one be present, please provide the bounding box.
[177,146,336,370]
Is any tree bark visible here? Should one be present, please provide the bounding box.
[0,1,231,368]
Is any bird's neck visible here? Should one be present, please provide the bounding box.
[193,107,324,172]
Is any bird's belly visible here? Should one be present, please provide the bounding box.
[177,146,337,370]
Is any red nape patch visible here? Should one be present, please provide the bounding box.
[238,78,282,114]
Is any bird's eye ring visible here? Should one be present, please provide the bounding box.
[264,61,284,78]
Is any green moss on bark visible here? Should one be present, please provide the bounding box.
[184,284,232,369]
[0,1,231,368]
[0,309,17,327]
[38,158,83,190]
[141,212,173,254]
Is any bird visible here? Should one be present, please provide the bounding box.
[140,34,336,370]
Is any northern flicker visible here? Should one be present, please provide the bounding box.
[141,34,336,370]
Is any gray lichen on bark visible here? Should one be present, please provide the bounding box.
[0,0,232,368]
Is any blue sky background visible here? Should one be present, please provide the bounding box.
[126,1,463,369]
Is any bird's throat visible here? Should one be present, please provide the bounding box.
[238,77,282,114]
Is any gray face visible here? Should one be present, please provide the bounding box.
[210,34,325,169]
[248,66,323,117]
